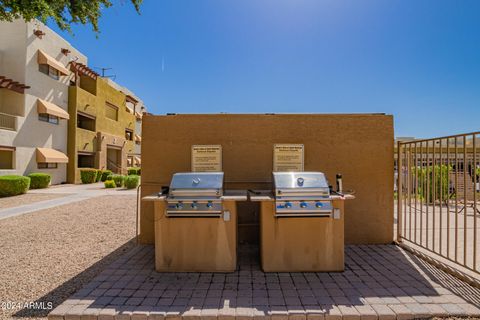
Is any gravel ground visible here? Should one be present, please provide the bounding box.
[0,193,68,210]
[0,195,137,320]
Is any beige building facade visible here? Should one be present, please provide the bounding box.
[0,19,145,185]
[0,19,87,184]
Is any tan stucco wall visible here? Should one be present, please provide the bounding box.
[154,200,238,272]
[105,78,145,158]
[0,20,27,82]
[67,78,136,183]
[140,113,394,245]
[260,199,345,272]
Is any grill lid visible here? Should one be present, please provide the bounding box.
[273,172,328,189]
[169,172,224,197]
[273,171,330,198]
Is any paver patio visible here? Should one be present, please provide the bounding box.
[47,244,480,320]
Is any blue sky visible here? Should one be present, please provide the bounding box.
[49,0,480,138]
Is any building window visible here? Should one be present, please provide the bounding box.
[77,113,96,131]
[125,129,134,141]
[38,163,58,169]
[127,156,133,167]
[105,102,118,121]
[0,146,15,169]
[39,113,59,124]
[39,64,60,80]
[78,153,95,168]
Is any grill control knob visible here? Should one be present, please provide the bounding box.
[300,202,308,208]
[191,202,198,209]
[176,203,184,209]
[297,177,305,186]
[285,202,292,209]
[315,202,323,208]
[206,202,213,209]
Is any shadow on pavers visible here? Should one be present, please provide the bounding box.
[15,243,480,319]
[408,249,480,306]
[13,239,136,318]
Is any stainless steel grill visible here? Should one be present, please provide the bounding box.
[273,171,333,217]
[166,172,224,217]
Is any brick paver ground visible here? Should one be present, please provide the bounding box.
[47,245,480,319]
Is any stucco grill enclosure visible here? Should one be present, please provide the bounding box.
[143,172,247,272]
[139,114,394,246]
[251,172,354,272]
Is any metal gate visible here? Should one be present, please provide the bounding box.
[397,131,480,274]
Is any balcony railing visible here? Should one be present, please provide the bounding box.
[0,112,17,131]
[397,131,480,275]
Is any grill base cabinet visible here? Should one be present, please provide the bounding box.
[258,198,346,272]
[145,172,246,272]
[153,200,238,272]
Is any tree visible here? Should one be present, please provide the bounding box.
[0,0,142,33]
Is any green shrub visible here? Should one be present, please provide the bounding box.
[0,175,30,197]
[95,170,103,182]
[80,168,97,184]
[101,170,112,182]
[112,174,125,187]
[106,174,113,181]
[104,180,116,188]
[127,167,141,175]
[415,164,451,203]
[28,173,51,189]
[124,175,140,189]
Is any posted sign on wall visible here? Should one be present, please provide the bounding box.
[191,145,222,172]
[273,144,304,172]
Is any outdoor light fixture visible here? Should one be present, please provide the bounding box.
[61,48,71,56]
[33,29,46,38]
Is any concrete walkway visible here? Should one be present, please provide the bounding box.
[0,183,137,220]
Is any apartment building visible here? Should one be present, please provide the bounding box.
[0,20,87,184]
[0,19,146,185]
[106,79,145,168]
[67,76,142,183]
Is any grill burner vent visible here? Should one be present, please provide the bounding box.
[166,172,224,216]
[273,172,333,217]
